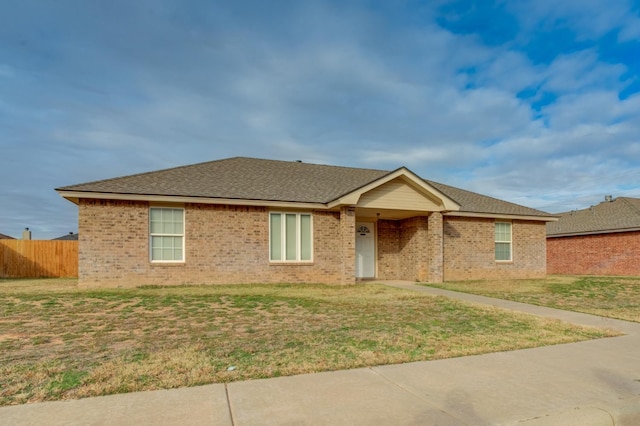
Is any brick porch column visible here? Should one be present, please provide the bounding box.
[340,206,356,284]
[428,212,444,283]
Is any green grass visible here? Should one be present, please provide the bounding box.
[426,275,640,322]
[0,278,618,406]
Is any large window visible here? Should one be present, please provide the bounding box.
[495,222,512,261]
[269,212,312,262]
[150,207,184,262]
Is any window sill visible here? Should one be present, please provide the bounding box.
[150,261,186,266]
[269,262,315,266]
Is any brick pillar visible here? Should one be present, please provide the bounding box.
[340,206,356,284]
[428,212,444,283]
[416,217,430,282]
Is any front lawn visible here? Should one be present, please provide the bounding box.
[426,275,640,322]
[0,278,617,406]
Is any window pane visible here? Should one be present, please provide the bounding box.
[151,230,183,261]
[150,208,162,221]
[270,213,282,261]
[495,222,511,242]
[285,214,297,260]
[300,214,311,261]
[172,237,183,261]
[495,242,511,261]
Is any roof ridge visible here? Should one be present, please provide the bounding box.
[56,157,392,191]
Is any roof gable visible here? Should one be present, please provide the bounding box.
[330,167,460,212]
[547,197,640,236]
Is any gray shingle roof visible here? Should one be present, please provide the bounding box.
[57,157,552,218]
[58,157,391,204]
[547,197,640,236]
[425,180,552,218]
[52,232,79,241]
[0,233,15,239]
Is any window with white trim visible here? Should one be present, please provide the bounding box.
[150,207,185,262]
[495,222,512,261]
[269,212,312,262]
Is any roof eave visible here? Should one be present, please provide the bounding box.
[547,226,640,238]
[446,211,559,222]
[56,190,329,210]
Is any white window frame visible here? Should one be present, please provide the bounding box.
[269,212,313,262]
[495,221,512,262]
[149,207,185,263]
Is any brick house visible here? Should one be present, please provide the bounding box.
[547,196,640,276]
[56,157,554,288]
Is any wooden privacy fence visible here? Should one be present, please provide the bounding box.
[0,240,78,278]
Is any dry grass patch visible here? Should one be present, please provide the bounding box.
[427,275,640,322]
[0,279,617,406]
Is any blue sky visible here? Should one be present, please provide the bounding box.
[1,0,640,239]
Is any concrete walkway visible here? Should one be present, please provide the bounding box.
[2,281,639,425]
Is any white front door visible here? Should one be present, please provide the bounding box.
[355,222,375,278]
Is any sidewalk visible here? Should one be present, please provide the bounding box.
[1,281,639,425]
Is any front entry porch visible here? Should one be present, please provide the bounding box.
[351,213,444,283]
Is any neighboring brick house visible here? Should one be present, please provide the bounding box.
[547,196,640,276]
[56,157,554,288]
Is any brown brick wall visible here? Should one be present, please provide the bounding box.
[78,199,549,287]
[398,216,429,282]
[443,217,546,281]
[78,199,346,287]
[547,231,640,276]
[377,220,399,280]
[377,218,430,281]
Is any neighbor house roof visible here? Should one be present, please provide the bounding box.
[547,197,640,237]
[0,233,15,239]
[53,232,78,241]
[57,157,553,220]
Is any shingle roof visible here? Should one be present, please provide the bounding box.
[53,233,78,241]
[58,157,391,204]
[547,197,640,236]
[0,233,15,239]
[57,157,552,218]
[425,180,552,218]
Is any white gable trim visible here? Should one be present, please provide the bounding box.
[327,167,461,212]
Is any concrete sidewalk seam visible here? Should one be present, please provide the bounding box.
[225,383,236,426]
[368,366,469,425]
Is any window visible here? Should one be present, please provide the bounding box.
[495,222,512,261]
[150,207,184,262]
[269,212,312,262]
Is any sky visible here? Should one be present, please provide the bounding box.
[1,0,640,239]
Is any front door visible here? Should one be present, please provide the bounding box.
[355,222,375,278]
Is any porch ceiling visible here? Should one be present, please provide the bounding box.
[355,207,430,221]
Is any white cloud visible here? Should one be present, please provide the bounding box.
[509,0,640,41]
[541,51,627,94]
